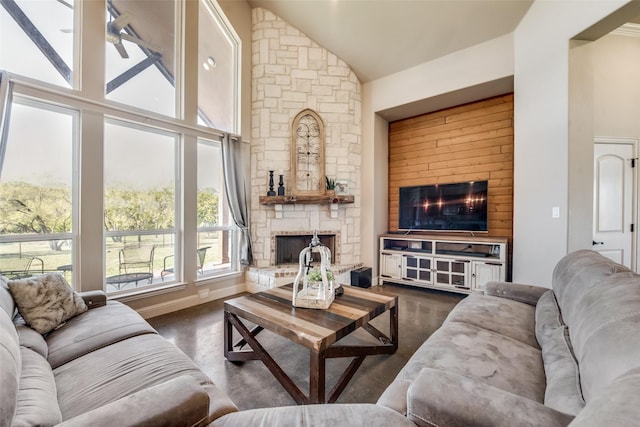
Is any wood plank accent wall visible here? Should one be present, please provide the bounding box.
[388,93,514,240]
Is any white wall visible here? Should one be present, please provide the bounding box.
[567,39,595,254]
[592,33,640,137]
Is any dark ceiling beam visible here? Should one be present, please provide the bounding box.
[107,1,174,86]
[106,54,161,94]
[0,0,72,84]
[197,106,216,129]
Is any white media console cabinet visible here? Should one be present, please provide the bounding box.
[379,233,508,294]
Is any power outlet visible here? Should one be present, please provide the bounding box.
[198,289,210,300]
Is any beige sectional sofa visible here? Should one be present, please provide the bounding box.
[3,249,640,426]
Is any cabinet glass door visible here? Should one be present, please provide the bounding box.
[435,259,468,287]
[403,255,432,283]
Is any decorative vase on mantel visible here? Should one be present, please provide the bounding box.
[267,170,276,196]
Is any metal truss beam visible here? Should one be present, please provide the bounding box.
[106,53,161,94]
[1,0,72,84]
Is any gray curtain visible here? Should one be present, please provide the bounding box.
[221,133,253,265]
[0,71,14,178]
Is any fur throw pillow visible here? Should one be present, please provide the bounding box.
[8,273,88,334]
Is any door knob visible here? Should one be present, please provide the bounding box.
[592,240,604,245]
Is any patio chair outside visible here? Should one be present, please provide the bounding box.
[1,256,44,279]
[119,244,155,281]
[161,246,210,280]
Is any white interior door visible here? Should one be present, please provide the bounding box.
[593,140,636,269]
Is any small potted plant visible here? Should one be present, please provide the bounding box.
[325,176,336,197]
[307,268,334,284]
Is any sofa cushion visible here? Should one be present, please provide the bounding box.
[535,290,564,347]
[46,300,156,369]
[568,367,640,426]
[210,404,417,427]
[376,378,411,415]
[8,274,87,334]
[406,368,574,427]
[551,250,630,328]
[13,346,62,427]
[0,309,20,427]
[54,333,237,422]
[0,276,15,319]
[541,325,584,415]
[395,321,546,403]
[16,324,48,359]
[446,293,539,348]
[565,271,640,402]
[534,288,585,414]
[55,375,212,427]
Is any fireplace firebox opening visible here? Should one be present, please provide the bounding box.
[275,234,336,265]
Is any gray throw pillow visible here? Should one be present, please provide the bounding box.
[8,273,87,334]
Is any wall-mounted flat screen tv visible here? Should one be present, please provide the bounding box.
[399,181,488,232]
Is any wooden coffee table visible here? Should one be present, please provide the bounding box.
[224,283,398,404]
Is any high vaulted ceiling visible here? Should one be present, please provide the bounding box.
[247,0,534,83]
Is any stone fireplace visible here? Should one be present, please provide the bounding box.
[246,8,362,293]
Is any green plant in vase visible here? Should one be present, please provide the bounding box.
[325,176,336,196]
[307,268,334,283]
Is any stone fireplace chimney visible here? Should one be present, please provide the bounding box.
[247,8,362,292]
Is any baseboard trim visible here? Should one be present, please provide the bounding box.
[136,282,246,319]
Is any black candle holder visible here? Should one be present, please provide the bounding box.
[277,174,285,196]
[267,171,276,196]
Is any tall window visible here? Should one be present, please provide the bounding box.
[0,98,76,284]
[103,120,177,293]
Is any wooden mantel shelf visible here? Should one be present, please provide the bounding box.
[259,195,354,205]
[260,194,354,219]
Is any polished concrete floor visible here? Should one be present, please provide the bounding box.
[147,283,464,410]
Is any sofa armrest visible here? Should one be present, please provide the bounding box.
[56,375,210,427]
[407,368,574,427]
[79,291,107,309]
[484,281,549,306]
